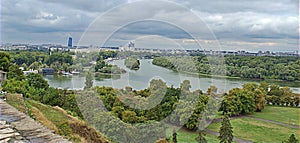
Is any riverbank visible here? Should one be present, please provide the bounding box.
[152,62,300,86]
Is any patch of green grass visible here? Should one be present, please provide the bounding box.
[252,106,299,126]
[176,129,238,143]
[207,118,299,143]
[27,100,70,126]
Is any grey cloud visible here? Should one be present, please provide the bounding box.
[1,0,299,51]
[37,0,127,12]
[196,11,299,40]
[176,0,298,14]
[2,0,96,33]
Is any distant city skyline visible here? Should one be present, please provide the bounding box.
[1,0,299,52]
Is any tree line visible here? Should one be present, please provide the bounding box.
[2,51,74,72]
[152,55,300,81]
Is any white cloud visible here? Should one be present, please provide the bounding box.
[30,11,64,25]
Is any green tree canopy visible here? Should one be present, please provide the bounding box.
[26,73,49,90]
[0,52,12,72]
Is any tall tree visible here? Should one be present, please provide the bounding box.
[195,131,207,143]
[253,89,266,112]
[7,64,25,80]
[172,131,177,143]
[26,73,49,89]
[218,115,233,143]
[283,134,299,143]
[0,52,12,72]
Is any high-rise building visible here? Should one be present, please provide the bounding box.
[68,37,72,47]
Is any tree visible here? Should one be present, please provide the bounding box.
[84,72,93,89]
[97,50,118,60]
[121,110,138,123]
[26,73,49,89]
[0,52,12,72]
[283,134,299,143]
[172,131,177,143]
[7,64,25,80]
[218,115,233,143]
[2,78,27,94]
[95,60,106,72]
[268,84,283,97]
[253,89,266,112]
[195,131,207,143]
[242,82,258,92]
[207,85,218,95]
[125,57,140,70]
[259,81,269,92]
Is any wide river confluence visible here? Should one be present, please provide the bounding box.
[44,59,300,93]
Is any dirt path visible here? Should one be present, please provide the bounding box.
[244,115,299,129]
[211,115,299,129]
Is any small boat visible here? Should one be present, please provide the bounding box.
[71,71,80,75]
[62,71,73,76]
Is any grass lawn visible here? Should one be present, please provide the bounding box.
[5,94,27,113]
[177,129,238,143]
[27,100,70,126]
[252,106,299,126]
[177,129,218,143]
[207,117,299,143]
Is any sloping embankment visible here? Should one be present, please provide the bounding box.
[0,99,71,143]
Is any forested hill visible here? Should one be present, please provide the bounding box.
[152,55,300,81]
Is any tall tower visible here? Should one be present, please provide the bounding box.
[68,37,72,47]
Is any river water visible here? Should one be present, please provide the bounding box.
[44,59,300,93]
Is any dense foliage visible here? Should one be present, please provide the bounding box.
[94,50,124,74]
[2,64,82,118]
[93,80,210,131]
[152,55,300,81]
[5,51,75,72]
[0,52,12,71]
[219,82,299,116]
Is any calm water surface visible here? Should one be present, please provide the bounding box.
[44,59,300,93]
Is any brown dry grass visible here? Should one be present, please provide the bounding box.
[31,106,59,133]
[68,120,110,143]
[52,105,109,142]
[6,94,26,113]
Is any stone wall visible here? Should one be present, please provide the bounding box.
[0,100,71,143]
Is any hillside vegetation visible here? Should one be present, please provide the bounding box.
[6,94,109,143]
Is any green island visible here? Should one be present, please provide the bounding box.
[124,57,140,70]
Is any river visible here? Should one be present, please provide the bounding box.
[44,59,300,93]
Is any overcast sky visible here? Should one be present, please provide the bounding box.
[1,0,299,52]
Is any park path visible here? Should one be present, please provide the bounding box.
[244,115,299,129]
[203,114,299,143]
[211,115,299,129]
[0,99,71,143]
